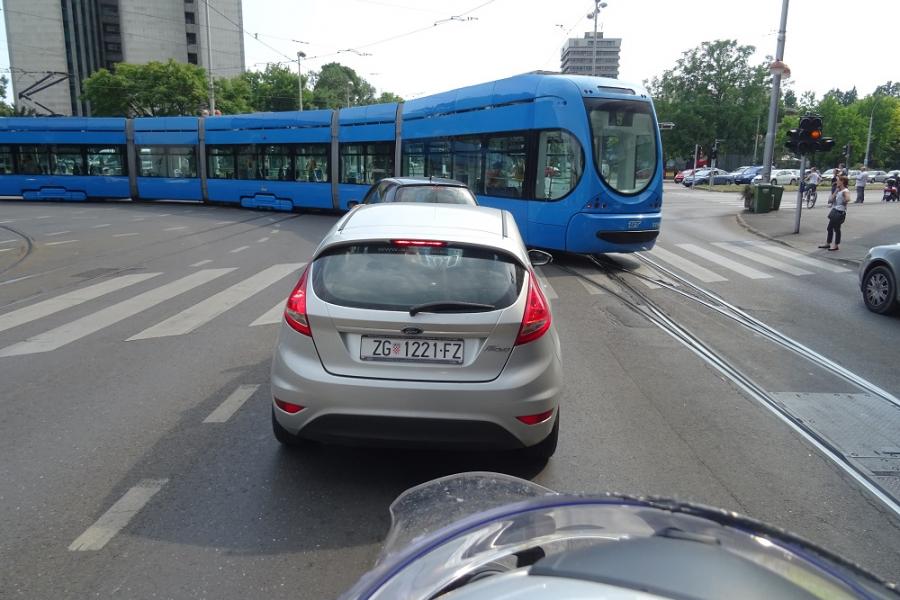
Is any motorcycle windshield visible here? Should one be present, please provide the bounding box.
[341,472,897,600]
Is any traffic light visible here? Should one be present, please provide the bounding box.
[785,129,801,154]
[843,143,851,157]
[710,142,718,161]
[784,114,834,155]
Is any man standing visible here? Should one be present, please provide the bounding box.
[855,167,869,203]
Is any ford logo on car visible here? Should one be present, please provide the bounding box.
[402,327,423,335]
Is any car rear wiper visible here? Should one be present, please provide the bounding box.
[408,301,496,316]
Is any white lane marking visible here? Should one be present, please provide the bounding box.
[0,273,159,334]
[250,300,286,326]
[229,245,249,254]
[128,263,305,340]
[270,229,280,234]
[215,220,235,225]
[204,384,260,423]
[113,233,140,238]
[256,237,270,243]
[45,240,79,247]
[677,243,772,279]
[68,479,167,551]
[0,239,18,245]
[0,219,14,224]
[0,248,15,253]
[0,273,40,287]
[0,269,234,356]
[572,267,623,295]
[156,213,172,217]
[648,246,727,283]
[164,226,188,231]
[745,241,852,273]
[91,224,111,229]
[533,267,558,299]
[190,259,213,267]
[630,263,665,289]
[45,230,72,237]
[712,242,813,276]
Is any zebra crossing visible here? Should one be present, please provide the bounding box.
[0,263,305,357]
[0,240,851,357]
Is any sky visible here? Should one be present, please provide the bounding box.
[1,0,896,104]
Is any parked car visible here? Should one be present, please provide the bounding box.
[865,170,888,183]
[351,177,478,208]
[753,169,798,185]
[734,166,765,184]
[270,203,563,459]
[727,166,752,179]
[859,244,900,314]
[674,169,696,183]
[682,168,733,186]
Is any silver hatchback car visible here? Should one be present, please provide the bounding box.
[270,203,563,459]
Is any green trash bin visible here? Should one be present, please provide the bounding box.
[770,185,784,210]
[751,184,774,213]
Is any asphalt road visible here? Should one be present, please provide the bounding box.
[1,195,898,599]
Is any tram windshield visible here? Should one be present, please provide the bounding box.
[586,98,658,195]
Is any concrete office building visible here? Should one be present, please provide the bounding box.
[3,0,245,116]
[560,32,621,79]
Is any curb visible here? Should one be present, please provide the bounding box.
[734,212,862,268]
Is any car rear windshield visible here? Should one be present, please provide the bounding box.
[312,242,523,311]
[393,185,476,205]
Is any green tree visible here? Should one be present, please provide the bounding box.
[214,76,252,114]
[647,40,769,164]
[0,75,15,116]
[82,60,208,116]
[311,62,375,109]
[376,91,404,104]
[243,64,299,112]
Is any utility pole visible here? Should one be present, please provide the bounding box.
[864,101,877,167]
[753,114,761,164]
[587,1,608,76]
[761,0,790,183]
[297,51,306,112]
[203,0,215,113]
[793,154,806,234]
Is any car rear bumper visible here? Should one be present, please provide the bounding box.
[270,326,563,449]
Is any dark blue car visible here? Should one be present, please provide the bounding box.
[734,166,765,184]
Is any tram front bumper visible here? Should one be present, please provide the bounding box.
[566,212,661,253]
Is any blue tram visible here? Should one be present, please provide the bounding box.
[0,72,663,253]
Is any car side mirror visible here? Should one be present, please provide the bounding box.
[347,200,359,209]
[528,249,553,267]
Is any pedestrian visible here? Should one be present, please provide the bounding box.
[831,162,845,195]
[819,175,850,251]
[854,166,868,203]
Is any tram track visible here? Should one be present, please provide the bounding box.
[553,254,900,519]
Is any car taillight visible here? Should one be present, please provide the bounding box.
[284,265,311,336]
[516,409,554,425]
[275,398,304,414]
[392,239,446,247]
[515,272,551,345]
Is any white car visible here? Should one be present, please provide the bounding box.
[752,169,799,185]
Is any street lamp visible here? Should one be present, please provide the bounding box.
[586,1,608,77]
[296,51,306,112]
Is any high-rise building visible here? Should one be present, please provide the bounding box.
[3,0,245,116]
[560,32,621,79]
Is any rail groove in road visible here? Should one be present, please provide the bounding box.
[555,255,900,519]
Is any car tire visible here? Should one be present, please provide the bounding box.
[272,407,317,448]
[771,178,778,185]
[519,410,559,462]
[862,265,898,315]
[790,179,797,185]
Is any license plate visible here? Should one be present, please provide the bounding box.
[361,336,464,364]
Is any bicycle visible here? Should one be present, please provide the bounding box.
[803,182,818,208]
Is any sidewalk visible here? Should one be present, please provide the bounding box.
[737,195,900,266]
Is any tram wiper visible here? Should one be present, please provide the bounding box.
[409,301,495,316]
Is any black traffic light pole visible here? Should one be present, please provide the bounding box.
[786,114,833,234]
[794,155,806,233]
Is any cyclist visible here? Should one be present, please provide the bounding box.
[804,167,821,207]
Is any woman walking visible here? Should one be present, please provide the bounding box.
[819,175,850,251]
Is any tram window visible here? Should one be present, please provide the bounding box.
[0,146,13,174]
[17,145,51,175]
[259,145,291,181]
[451,136,483,193]
[235,145,260,180]
[166,146,196,178]
[340,142,393,185]
[485,134,527,198]
[587,99,657,195]
[426,140,451,179]
[138,146,167,177]
[51,146,86,176]
[87,146,125,176]
[535,130,583,200]
[293,144,328,183]
[401,141,425,177]
[208,146,236,179]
